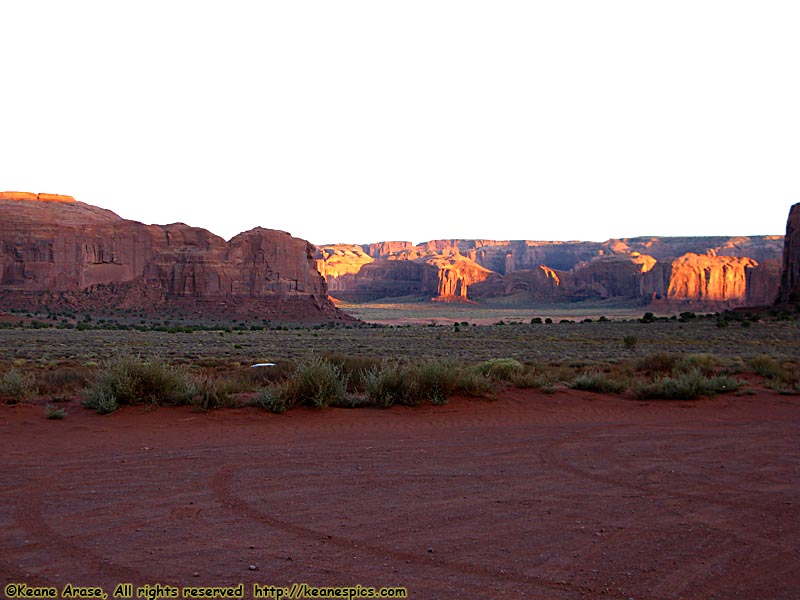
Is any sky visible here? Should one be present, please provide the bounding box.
[2,1,799,245]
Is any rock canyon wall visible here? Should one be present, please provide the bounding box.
[317,234,785,308]
[777,202,800,305]
[0,193,345,322]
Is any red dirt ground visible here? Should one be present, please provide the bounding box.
[1,389,798,600]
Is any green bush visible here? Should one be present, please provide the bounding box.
[38,367,88,395]
[476,358,524,382]
[82,388,120,414]
[633,369,740,400]
[192,378,234,411]
[323,352,382,391]
[509,364,558,389]
[0,368,35,403]
[286,356,349,409]
[622,335,638,351]
[748,354,781,378]
[458,368,495,398]
[362,362,413,408]
[362,360,461,407]
[252,385,289,413]
[45,403,67,419]
[635,352,679,375]
[569,371,628,394]
[415,360,458,405]
[81,355,194,410]
[675,353,719,376]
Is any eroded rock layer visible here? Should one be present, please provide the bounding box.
[317,233,785,308]
[0,192,347,322]
[777,203,800,305]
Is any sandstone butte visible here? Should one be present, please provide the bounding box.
[0,192,349,322]
[316,234,786,308]
[2,192,793,315]
[777,202,800,304]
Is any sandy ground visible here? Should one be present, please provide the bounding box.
[1,389,798,600]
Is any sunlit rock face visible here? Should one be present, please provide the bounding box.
[777,203,800,304]
[317,235,785,309]
[666,253,757,304]
[0,193,347,322]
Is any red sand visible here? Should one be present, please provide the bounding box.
[1,389,798,599]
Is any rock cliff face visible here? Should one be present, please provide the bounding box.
[317,233,786,308]
[665,253,757,305]
[0,192,346,322]
[777,203,800,305]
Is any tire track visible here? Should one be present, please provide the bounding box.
[211,464,622,598]
[12,485,173,585]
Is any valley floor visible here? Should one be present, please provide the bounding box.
[1,388,798,599]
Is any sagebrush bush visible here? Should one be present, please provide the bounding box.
[569,371,628,394]
[675,353,719,376]
[286,356,349,409]
[415,360,459,405]
[362,360,461,406]
[476,358,524,382]
[633,369,740,400]
[37,366,88,395]
[81,355,194,411]
[458,368,495,398]
[45,403,67,419]
[0,368,35,403]
[82,387,120,414]
[252,385,289,413]
[635,352,679,375]
[323,353,382,391]
[192,378,234,411]
[748,355,782,379]
[362,362,414,407]
[622,335,638,351]
[510,364,558,389]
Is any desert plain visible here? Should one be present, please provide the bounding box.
[1,303,799,600]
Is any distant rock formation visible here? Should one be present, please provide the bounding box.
[317,234,785,309]
[666,253,757,305]
[0,192,348,322]
[777,202,800,304]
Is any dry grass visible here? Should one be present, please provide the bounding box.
[0,309,798,412]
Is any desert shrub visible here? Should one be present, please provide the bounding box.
[635,352,679,375]
[476,358,524,382]
[37,366,89,395]
[286,356,349,409]
[675,353,719,376]
[0,368,36,403]
[508,363,560,390]
[45,403,67,419]
[633,369,740,400]
[323,353,382,390]
[252,385,289,413]
[362,360,460,406]
[748,354,781,379]
[569,371,628,394]
[622,335,638,351]
[192,378,235,411]
[82,387,120,414]
[362,362,413,408]
[749,355,800,393]
[82,355,195,409]
[415,360,459,405]
[457,368,495,398]
[328,394,375,409]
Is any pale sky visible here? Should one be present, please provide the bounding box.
[2,1,798,245]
